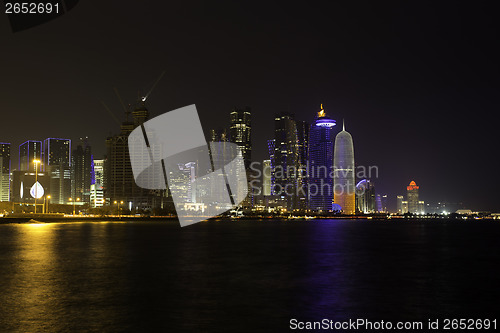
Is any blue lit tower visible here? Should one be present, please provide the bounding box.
[308,104,336,211]
[333,121,355,214]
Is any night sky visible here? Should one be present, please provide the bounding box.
[1,1,498,211]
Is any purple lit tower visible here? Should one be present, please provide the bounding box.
[308,104,336,211]
[333,121,355,214]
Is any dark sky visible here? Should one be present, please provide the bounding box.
[1,1,499,211]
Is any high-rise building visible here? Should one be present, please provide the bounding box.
[0,143,11,202]
[418,201,425,215]
[267,139,276,193]
[407,181,419,214]
[90,159,105,208]
[19,140,42,172]
[262,159,272,196]
[106,100,167,211]
[308,105,336,212]
[356,179,376,213]
[229,107,252,169]
[397,195,404,214]
[72,137,92,203]
[272,113,301,210]
[43,138,71,204]
[295,120,309,210]
[402,200,409,213]
[333,121,356,214]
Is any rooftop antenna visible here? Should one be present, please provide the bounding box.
[342,119,345,131]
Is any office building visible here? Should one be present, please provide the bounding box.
[263,159,272,196]
[0,143,10,201]
[397,195,404,214]
[19,140,42,172]
[308,105,336,212]
[72,137,93,203]
[356,179,376,213]
[106,100,167,211]
[407,180,419,214]
[43,138,71,204]
[229,107,252,169]
[333,121,355,214]
[90,159,105,208]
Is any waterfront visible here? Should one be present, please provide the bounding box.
[0,220,498,332]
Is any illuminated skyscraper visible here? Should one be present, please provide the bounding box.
[397,195,404,214]
[43,138,71,204]
[0,143,10,202]
[407,181,419,214]
[19,140,42,172]
[308,105,336,211]
[333,121,355,214]
[356,179,376,213]
[90,159,105,208]
[229,107,252,169]
[272,113,301,210]
[263,159,271,196]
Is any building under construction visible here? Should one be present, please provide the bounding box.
[105,100,169,213]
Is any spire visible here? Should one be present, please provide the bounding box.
[342,119,345,131]
[318,104,326,118]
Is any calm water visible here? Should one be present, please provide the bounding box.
[0,220,498,332]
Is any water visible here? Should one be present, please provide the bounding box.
[0,220,498,332]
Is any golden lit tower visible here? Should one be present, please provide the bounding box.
[333,121,356,214]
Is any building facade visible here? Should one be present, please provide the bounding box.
[229,107,252,169]
[407,181,419,214]
[308,105,336,212]
[19,140,42,172]
[333,121,355,214]
[43,138,71,204]
[72,137,93,203]
[0,143,10,202]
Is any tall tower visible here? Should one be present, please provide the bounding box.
[407,181,419,214]
[106,99,167,211]
[229,107,252,169]
[19,140,42,171]
[308,104,336,211]
[333,121,355,214]
[0,143,11,202]
[273,112,299,210]
[43,138,71,204]
[72,137,92,203]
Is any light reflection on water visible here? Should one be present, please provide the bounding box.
[0,220,498,332]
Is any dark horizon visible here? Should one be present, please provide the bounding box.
[1,1,498,211]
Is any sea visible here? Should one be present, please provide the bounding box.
[0,219,498,332]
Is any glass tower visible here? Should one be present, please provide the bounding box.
[333,121,355,214]
[308,105,336,211]
[0,143,10,202]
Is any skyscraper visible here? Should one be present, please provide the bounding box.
[43,138,71,204]
[308,105,336,211]
[0,143,11,202]
[72,137,92,203]
[90,159,105,208]
[356,179,376,213]
[407,181,419,214]
[333,121,355,214]
[229,107,252,169]
[397,195,404,214]
[273,113,300,210]
[262,159,272,196]
[106,100,167,211]
[19,140,42,172]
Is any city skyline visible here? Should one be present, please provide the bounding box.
[0,2,498,211]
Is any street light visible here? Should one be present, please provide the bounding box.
[114,200,124,217]
[45,195,51,214]
[69,197,80,215]
[33,159,41,214]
